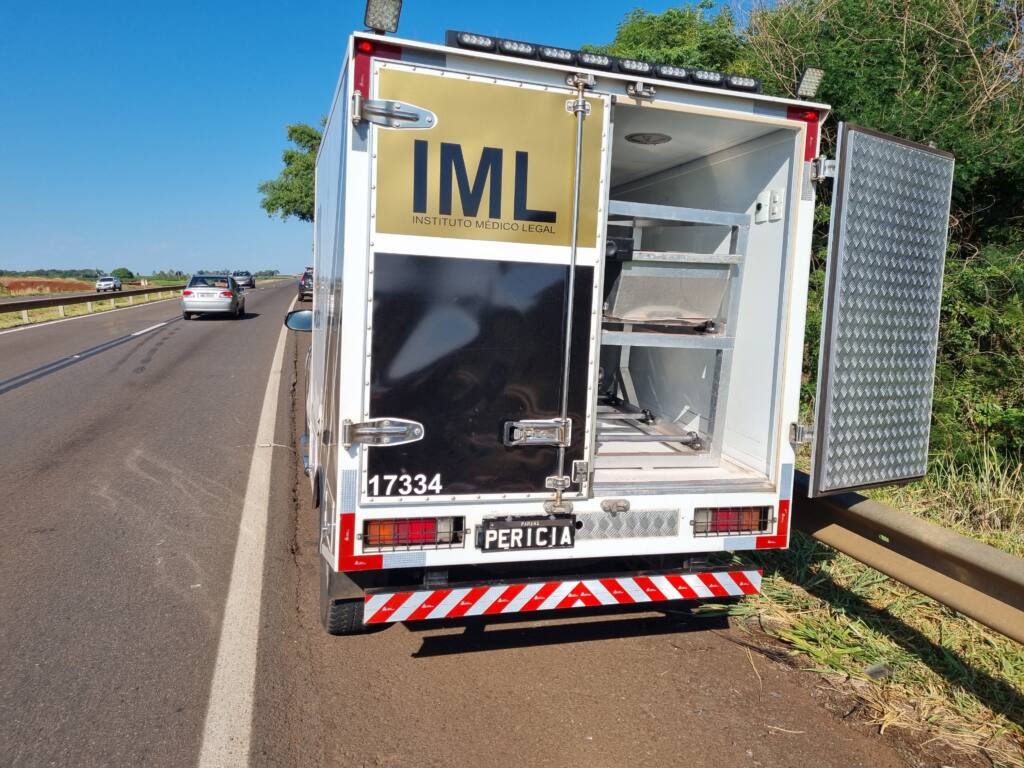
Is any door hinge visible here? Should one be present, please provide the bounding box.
[790,422,813,445]
[812,156,837,182]
[352,94,436,129]
[342,418,424,449]
[625,81,656,99]
[572,460,589,485]
[503,418,572,448]
[565,72,596,90]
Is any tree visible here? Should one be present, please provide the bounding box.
[258,122,322,222]
[584,0,751,74]
[111,267,134,279]
[744,0,1024,239]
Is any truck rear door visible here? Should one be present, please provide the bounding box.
[810,124,955,497]
[356,62,609,503]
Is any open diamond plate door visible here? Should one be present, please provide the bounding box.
[810,124,954,498]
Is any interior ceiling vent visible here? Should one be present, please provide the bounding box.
[625,132,672,146]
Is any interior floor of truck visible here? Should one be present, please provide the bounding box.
[592,455,772,493]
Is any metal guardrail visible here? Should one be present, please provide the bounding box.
[793,471,1024,645]
[0,285,185,321]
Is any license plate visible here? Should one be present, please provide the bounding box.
[480,516,575,552]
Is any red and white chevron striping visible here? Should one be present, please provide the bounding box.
[363,569,761,624]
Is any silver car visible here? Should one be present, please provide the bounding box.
[95,276,122,292]
[181,275,245,320]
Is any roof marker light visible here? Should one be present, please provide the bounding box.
[656,64,690,82]
[538,45,575,64]
[498,39,536,58]
[617,58,652,75]
[577,51,613,70]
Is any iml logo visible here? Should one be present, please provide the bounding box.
[411,140,556,224]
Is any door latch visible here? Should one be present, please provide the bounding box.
[503,418,572,447]
[342,418,424,448]
[353,96,436,129]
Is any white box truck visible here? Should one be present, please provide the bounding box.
[285,30,955,634]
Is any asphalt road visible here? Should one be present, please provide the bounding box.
[0,281,297,766]
[0,281,944,767]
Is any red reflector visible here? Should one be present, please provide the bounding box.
[787,106,820,161]
[220,291,233,297]
[366,518,437,547]
[182,290,193,296]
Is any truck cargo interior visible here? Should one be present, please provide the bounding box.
[593,103,802,493]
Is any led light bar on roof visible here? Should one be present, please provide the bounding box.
[538,45,575,64]
[691,69,724,86]
[442,30,760,92]
[726,74,760,92]
[617,58,652,75]
[446,30,495,51]
[656,64,690,82]
[498,39,536,58]
[577,51,613,70]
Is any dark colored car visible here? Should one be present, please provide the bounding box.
[298,269,313,301]
[232,270,256,288]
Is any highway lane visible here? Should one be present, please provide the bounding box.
[0,279,297,767]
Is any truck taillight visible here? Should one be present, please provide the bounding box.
[364,517,463,549]
[182,290,193,296]
[693,506,771,536]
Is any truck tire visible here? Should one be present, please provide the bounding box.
[320,561,377,635]
[323,599,368,635]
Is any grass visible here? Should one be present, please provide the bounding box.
[731,448,1024,766]
[0,290,180,330]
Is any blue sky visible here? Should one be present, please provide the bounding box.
[0,0,689,276]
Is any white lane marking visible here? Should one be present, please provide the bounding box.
[130,322,167,337]
[197,295,296,768]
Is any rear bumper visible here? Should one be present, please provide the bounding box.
[182,299,236,313]
[362,567,761,624]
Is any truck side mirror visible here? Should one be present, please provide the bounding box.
[284,309,313,332]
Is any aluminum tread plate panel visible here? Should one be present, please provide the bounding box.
[574,508,679,540]
[811,125,954,497]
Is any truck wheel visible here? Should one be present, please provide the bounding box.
[322,600,369,635]
[182,311,190,320]
[320,562,376,635]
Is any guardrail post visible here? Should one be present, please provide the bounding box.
[21,309,29,323]
[110,297,115,309]
[86,301,93,313]
[58,305,65,317]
